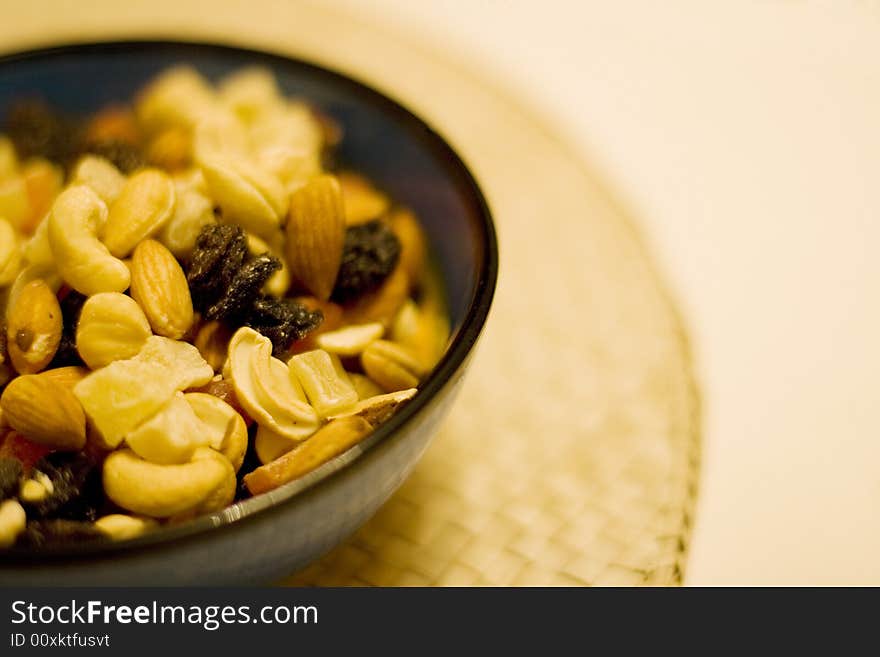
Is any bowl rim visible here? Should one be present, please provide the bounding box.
[0,39,498,562]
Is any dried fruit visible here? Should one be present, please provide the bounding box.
[73,337,212,447]
[338,171,390,225]
[244,296,323,356]
[130,239,194,339]
[18,519,105,547]
[204,254,279,321]
[23,452,103,521]
[0,432,52,472]
[342,264,409,327]
[125,392,212,464]
[285,174,346,300]
[21,158,64,234]
[186,224,249,309]
[6,279,62,374]
[49,289,86,369]
[4,100,82,165]
[190,378,251,425]
[0,374,87,450]
[390,208,427,287]
[332,219,401,303]
[244,416,373,495]
[0,457,23,501]
[193,320,232,372]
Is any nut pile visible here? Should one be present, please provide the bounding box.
[0,66,449,547]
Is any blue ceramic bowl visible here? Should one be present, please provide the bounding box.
[0,41,497,585]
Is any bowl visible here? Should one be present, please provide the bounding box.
[0,41,497,585]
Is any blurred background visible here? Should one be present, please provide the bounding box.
[317,0,880,585]
[4,0,879,584]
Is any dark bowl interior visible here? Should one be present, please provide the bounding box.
[0,41,496,577]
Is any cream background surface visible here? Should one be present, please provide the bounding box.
[336,0,880,585]
[2,0,878,584]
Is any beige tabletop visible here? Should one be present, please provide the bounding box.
[4,0,875,585]
[335,0,880,585]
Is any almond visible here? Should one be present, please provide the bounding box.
[244,416,373,495]
[0,374,86,450]
[6,279,62,374]
[285,174,346,300]
[103,168,176,257]
[130,239,194,339]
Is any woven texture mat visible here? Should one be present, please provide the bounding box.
[0,0,701,586]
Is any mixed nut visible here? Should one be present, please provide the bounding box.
[0,66,449,547]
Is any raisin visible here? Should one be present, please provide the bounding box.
[185,225,321,354]
[245,296,323,356]
[0,457,22,501]
[80,138,145,174]
[48,290,86,368]
[187,224,249,310]
[4,100,83,166]
[24,452,103,521]
[18,519,106,547]
[204,254,280,321]
[331,220,401,303]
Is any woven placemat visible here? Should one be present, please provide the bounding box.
[0,0,701,586]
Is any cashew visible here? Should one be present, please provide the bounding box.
[0,176,31,233]
[348,372,384,401]
[103,447,235,518]
[288,349,358,418]
[47,185,130,295]
[71,155,127,206]
[94,514,157,541]
[316,322,384,356]
[193,112,283,238]
[218,67,282,122]
[0,217,22,286]
[185,392,248,472]
[198,153,280,238]
[227,327,319,441]
[157,180,215,258]
[0,499,26,548]
[125,392,212,465]
[135,66,217,134]
[254,424,298,465]
[75,292,152,369]
[22,214,54,266]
